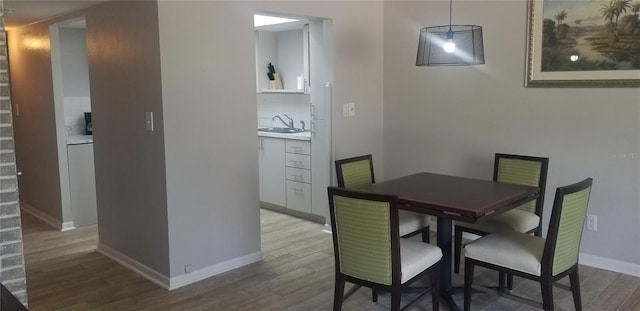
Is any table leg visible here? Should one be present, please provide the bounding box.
[437,217,461,311]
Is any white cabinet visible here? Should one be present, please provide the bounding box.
[285,140,311,214]
[258,137,286,206]
[255,28,309,93]
[67,143,97,227]
[259,136,316,216]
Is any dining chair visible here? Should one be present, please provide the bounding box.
[328,186,442,311]
[454,153,549,283]
[335,155,431,243]
[463,178,593,311]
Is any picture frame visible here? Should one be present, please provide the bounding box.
[525,0,640,87]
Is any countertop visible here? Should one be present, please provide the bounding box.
[258,131,311,141]
[67,135,93,145]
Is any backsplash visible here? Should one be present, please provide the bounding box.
[257,93,310,129]
[63,96,91,135]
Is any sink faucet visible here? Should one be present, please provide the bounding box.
[273,114,294,128]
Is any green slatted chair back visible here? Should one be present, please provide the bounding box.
[336,155,375,188]
[543,178,593,276]
[494,154,549,215]
[328,187,397,286]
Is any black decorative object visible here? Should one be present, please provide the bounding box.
[416,0,485,66]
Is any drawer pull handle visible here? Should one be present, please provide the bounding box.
[292,187,304,193]
[291,160,303,167]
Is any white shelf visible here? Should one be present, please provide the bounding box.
[259,89,305,94]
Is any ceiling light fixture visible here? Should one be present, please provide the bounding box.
[416,0,485,66]
[254,15,298,27]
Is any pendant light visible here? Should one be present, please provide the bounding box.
[416,0,485,66]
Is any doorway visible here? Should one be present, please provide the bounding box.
[46,17,98,230]
[254,12,334,229]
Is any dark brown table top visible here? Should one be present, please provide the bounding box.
[356,172,539,221]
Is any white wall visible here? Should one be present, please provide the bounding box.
[276,30,304,90]
[157,0,385,279]
[11,0,386,285]
[257,93,310,128]
[59,28,90,97]
[60,27,91,135]
[383,0,640,268]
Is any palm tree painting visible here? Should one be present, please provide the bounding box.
[540,0,640,71]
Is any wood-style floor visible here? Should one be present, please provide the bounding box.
[21,209,640,311]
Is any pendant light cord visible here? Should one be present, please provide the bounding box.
[448,0,453,31]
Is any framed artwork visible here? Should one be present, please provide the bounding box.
[525,0,640,87]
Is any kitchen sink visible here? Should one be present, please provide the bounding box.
[258,127,307,133]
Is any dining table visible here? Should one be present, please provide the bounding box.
[355,172,540,311]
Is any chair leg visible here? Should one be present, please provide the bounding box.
[498,271,506,292]
[390,288,401,311]
[534,227,542,237]
[569,269,582,311]
[464,258,475,311]
[454,226,462,274]
[372,288,378,302]
[334,275,345,311]
[430,263,440,311]
[541,279,554,311]
[507,273,514,291]
[422,227,430,243]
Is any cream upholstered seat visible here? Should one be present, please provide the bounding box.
[454,153,549,279]
[328,186,441,311]
[463,178,593,311]
[400,239,442,283]
[335,155,431,242]
[464,231,545,276]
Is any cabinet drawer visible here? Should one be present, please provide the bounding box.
[286,180,312,213]
[285,140,311,155]
[285,153,311,169]
[286,167,311,184]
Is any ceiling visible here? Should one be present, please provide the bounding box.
[3,0,103,29]
[3,1,306,31]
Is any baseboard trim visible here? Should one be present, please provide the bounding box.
[169,251,263,290]
[20,202,75,232]
[322,224,332,234]
[61,222,76,232]
[579,253,640,277]
[97,243,170,290]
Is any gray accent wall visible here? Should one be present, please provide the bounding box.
[85,1,170,276]
[0,0,28,305]
[8,22,64,223]
[383,1,640,266]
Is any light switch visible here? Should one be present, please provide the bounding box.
[342,103,349,117]
[348,102,355,116]
[145,112,154,131]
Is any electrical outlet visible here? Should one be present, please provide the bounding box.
[348,102,355,116]
[586,214,597,231]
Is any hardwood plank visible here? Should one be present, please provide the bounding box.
[619,285,640,311]
[586,273,640,311]
[21,209,640,311]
